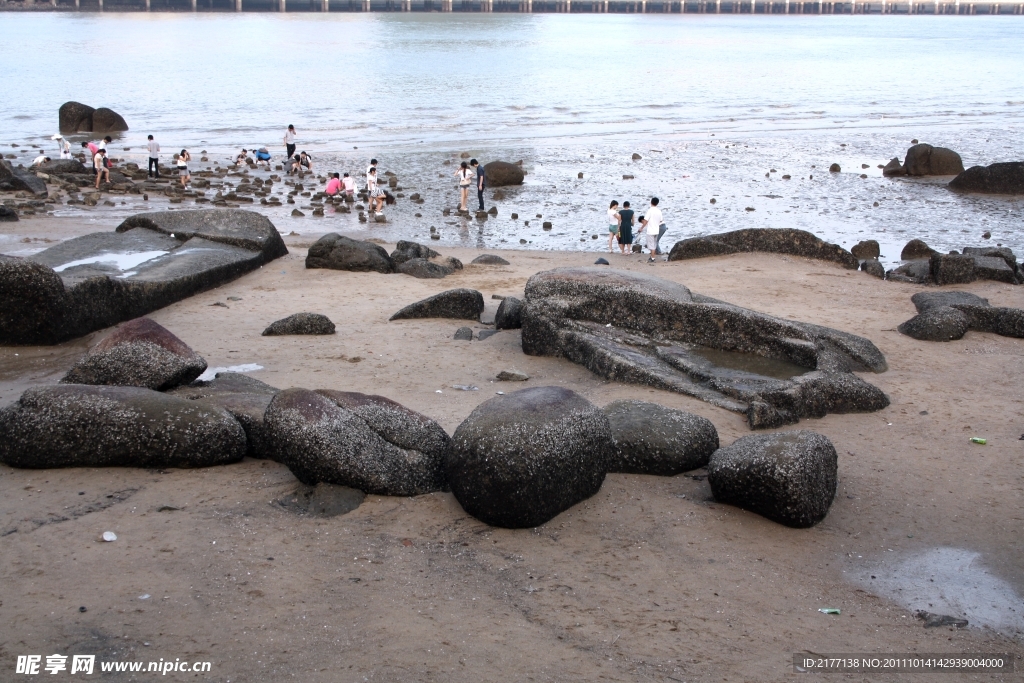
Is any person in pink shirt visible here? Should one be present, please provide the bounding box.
[325,173,341,196]
[81,141,99,169]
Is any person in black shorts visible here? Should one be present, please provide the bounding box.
[617,201,635,254]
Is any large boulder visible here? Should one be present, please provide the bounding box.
[390,240,440,266]
[603,400,718,475]
[707,430,838,528]
[397,258,452,279]
[897,307,970,342]
[0,161,48,197]
[390,288,485,321]
[117,209,287,263]
[447,386,613,528]
[900,238,938,260]
[668,228,857,269]
[949,162,1024,195]
[902,144,965,176]
[167,373,279,460]
[484,160,525,187]
[58,101,95,134]
[0,384,246,469]
[521,267,889,430]
[37,159,89,175]
[0,255,68,346]
[91,107,129,133]
[305,233,394,273]
[929,253,977,286]
[494,296,523,330]
[264,388,449,496]
[61,317,207,390]
[262,312,335,336]
[850,240,880,260]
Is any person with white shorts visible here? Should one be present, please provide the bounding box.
[639,197,664,264]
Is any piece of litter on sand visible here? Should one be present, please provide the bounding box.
[138,594,150,600]
[969,437,987,445]
[818,608,841,615]
[101,531,117,542]
[496,391,505,395]
[452,385,479,391]
[435,390,443,394]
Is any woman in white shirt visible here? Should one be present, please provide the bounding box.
[606,200,621,253]
[367,167,385,213]
[454,161,473,212]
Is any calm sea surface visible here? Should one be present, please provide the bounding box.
[2,14,1022,260]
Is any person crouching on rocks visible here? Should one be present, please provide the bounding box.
[299,151,313,173]
[325,173,342,197]
[235,149,249,166]
[176,149,191,189]
[254,147,272,169]
[94,149,109,188]
[367,167,386,214]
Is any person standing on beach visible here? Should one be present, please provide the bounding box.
[53,134,71,159]
[617,201,635,254]
[470,158,485,212]
[639,197,664,263]
[367,167,385,213]
[455,161,472,212]
[94,149,109,188]
[607,200,621,253]
[176,149,191,188]
[284,125,297,160]
[147,135,161,178]
[365,158,377,186]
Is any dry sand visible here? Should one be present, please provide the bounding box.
[1,216,1022,681]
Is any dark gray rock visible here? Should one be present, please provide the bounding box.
[454,326,473,341]
[496,370,529,381]
[397,258,452,279]
[898,307,969,341]
[911,290,989,313]
[885,259,931,284]
[949,162,1024,195]
[860,259,885,279]
[61,317,206,390]
[930,254,977,286]
[262,312,336,336]
[0,255,71,345]
[521,267,889,430]
[901,239,938,260]
[851,240,880,260]
[882,157,907,177]
[390,289,485,321]
[37,159,89,175]
[483,160,525,187]
[603,399,718,476]
[391,240,440,266]
[0,161,48,197]
[471,254,510,266]
[117,209,287,262]
[969,255,1017,284]
[264,388,449,496]
[494,296,523,330]
[902,144,965,176]
[594,258,610,265]
[59,101,95,134]
[0,384,246,469]
[0,206,17,222]
[305,233,394,273]
[668,228,857,269]
[962,246,1017,270]
[92,107,129,133]
[707,430,838,528]
[477,330,499,340]
[447,386,613,528]
[276,483,365,517]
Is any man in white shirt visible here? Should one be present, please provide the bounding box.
[147,135,161,178]
[284,125,297,159]
[639,197,664,263]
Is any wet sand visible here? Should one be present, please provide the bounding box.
[1,214,1023,680]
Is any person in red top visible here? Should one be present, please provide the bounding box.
[325,173,342,196]
[82,141,99,169]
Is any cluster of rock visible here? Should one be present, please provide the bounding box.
[880,142,1023,195]
[667,228,858,269]
[0,159,48,198]
[58,101,129,134]
[305,236,464,280]
[519,267,890,429]
[886,239,1022,286]
[897,291,1024,342]
[0,209,287,345]
[883,143,965,177]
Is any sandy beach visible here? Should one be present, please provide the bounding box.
[1,210,1022,680]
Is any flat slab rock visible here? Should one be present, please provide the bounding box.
[521,267,889,429]
[667,228,857,269]
[262,312,336,336]
[898,291,1024,342]
[1,210,287,345]
[707,430,838,528]
[390,288,485,321]
[61,317,207,390]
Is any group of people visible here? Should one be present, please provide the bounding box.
[454,158,486,212]
[607,197,666,262]
[143,135,192,188]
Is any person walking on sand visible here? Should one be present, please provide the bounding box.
[470,158,485,212]
[94,149,109,188]
[617,201,635,254]
[176,149,191,188]
[147,135,161,178]
[606,200,621,253]
[455,161,472,212]
[639,197,664,263]
[284,125,297,160]
[367,167,385,213]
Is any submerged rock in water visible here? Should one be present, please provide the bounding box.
[61,317,206,390]
[667,228,857,269]
[707,430,838,528]
[92,107,129,133]
[948,162,1024,195]
[901,143,965,176]
[521,267,889,430]
[58,101,95,134]
[448,386,613,528]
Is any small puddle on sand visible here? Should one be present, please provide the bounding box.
[850,547,1024,636]
[197,363,263,382]
[687,346,811,380]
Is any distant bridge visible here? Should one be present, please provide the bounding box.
[14,0,1024,14]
